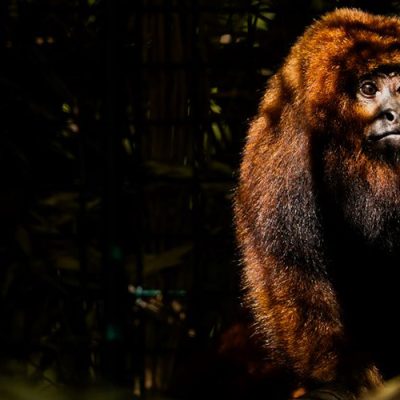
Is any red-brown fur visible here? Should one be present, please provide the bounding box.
[235,8,400,397]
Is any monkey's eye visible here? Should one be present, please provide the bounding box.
[359,81,378,97]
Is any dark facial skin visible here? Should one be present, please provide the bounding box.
[359,72,400,153]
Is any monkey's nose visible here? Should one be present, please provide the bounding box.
[384,109,399,123]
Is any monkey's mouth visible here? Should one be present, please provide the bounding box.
[368,130,400,146]
[367,130,400,152]
[368,130,400,142]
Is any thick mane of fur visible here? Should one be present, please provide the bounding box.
[234,8,400,395]
[267,8,400,129]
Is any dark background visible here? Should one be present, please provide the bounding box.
[0,1,399,399]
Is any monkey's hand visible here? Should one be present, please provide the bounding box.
[297,386,356,400]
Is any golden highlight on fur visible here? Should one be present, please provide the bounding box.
[235,8,400,397]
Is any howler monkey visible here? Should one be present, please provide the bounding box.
[234,8,400,399]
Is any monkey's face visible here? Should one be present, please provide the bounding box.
[358,71,400,157]
[323,70,400,247]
